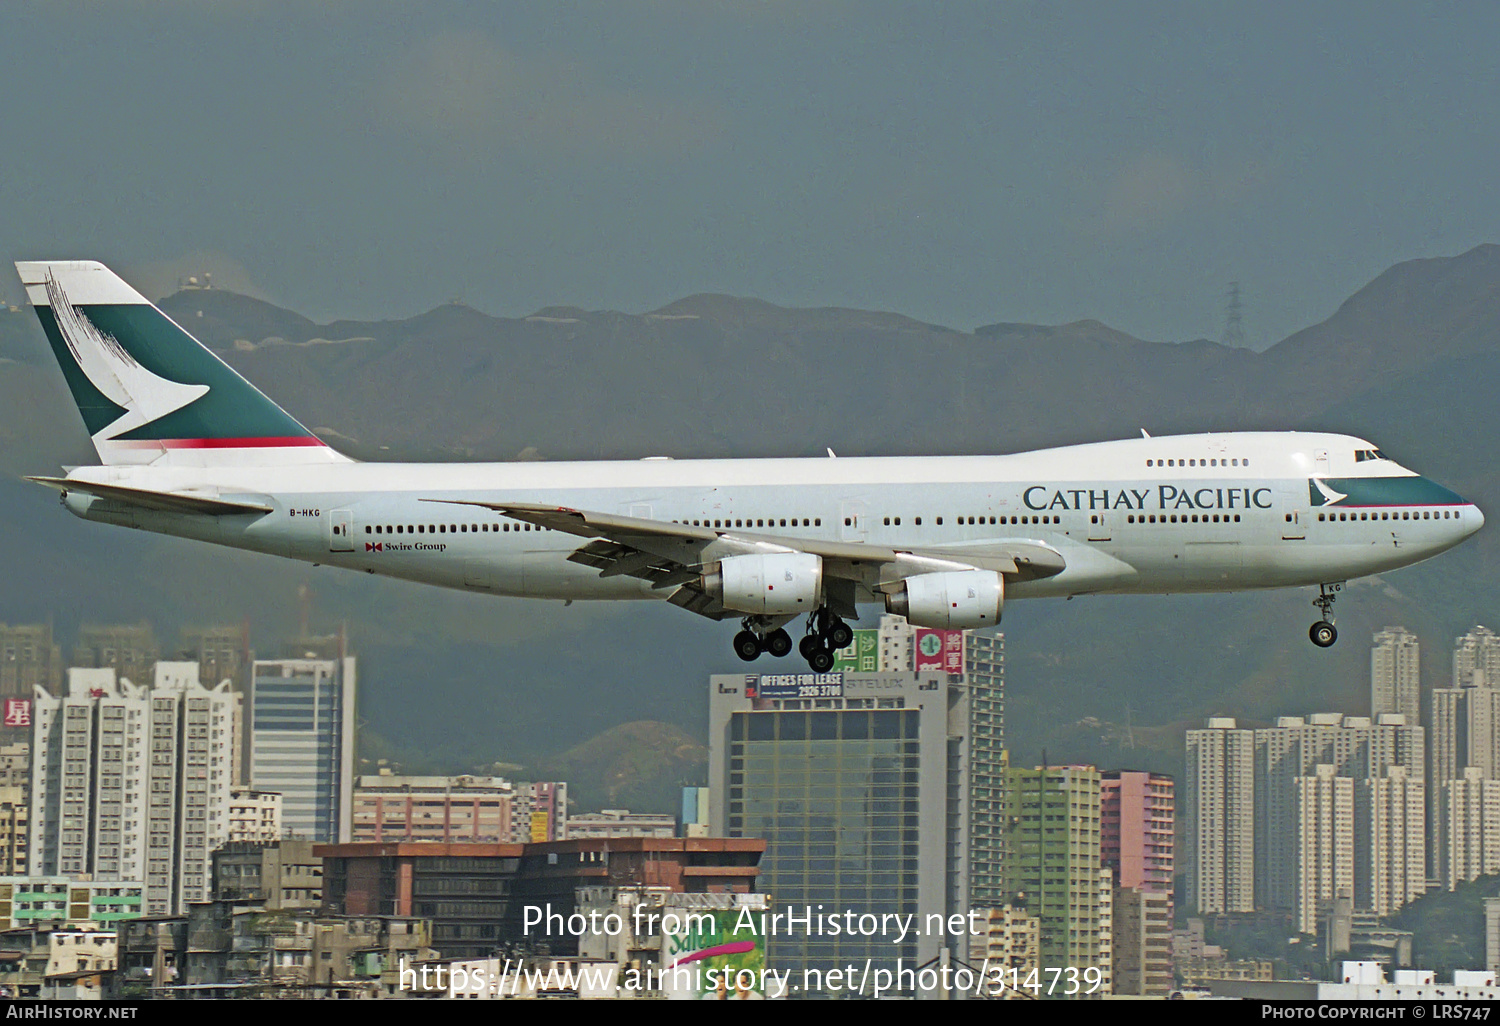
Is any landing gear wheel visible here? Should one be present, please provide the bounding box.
[799,634,822,660]
[764,628,793,658]
[1308,583,1342,648]
[733,630,763,661]
[827,619,854,650]
[808,648,836,673]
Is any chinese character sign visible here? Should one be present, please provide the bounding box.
[942,630,965,674]
[832,630,880,673]
[916,629,965,673]
[2,699,29,728]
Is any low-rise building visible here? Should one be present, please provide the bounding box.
[0,877,143,931]
[210,840,322,910]
[565,810,677,839]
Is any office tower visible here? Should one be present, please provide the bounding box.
[1453,626,1500,688]
[30,663,235,914]
[709,670,975,997]
[249,647,356,843]
[0,625,61,746]
[1101,771,1175,905]
[1255,714,1422,913]
[1185,718,1255,914]
[1372,627,1422,725]
[1000,759,1103,968]
[1354,766,1426,915]
[1437,768,1500,889]
[1292,764,1354,936]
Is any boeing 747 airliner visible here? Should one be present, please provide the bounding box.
[14,261,1485,670]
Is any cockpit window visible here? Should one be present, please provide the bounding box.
[1353,449,1388,462]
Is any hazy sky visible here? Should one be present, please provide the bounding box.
[3,2,1497,347]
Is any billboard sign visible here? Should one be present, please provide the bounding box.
[2,699,28,728]
[915,629,965,674]
[662,908,770,999]
[748,673,843,699]
[832,629,880,673]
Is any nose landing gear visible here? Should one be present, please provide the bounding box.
[1309,583,1341,648]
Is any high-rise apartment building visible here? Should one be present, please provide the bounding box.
[1185,718,1256,914]
[1453,626,1500,688]
[965,632,1006,906]
[1101,771,1175,903]
[1437,767,1500,889]
[179,625,251,786]
[249,648,355,843]
[0,625,60,746]
[1354,766,1426,915]
[227,789,282,843]
[1292,764,1354,936]
[1000,759,1103,968]
[1372,627,1422,725]
[1113,887,1172,995]
[1428,665,1500,878]
[1256,713,1422,913]
[0,786,27,876]
[710,670,978,996]
[30,663,235,914]
[867,617,1006,907]
[72,623,158,683]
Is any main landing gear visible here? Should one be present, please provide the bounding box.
[1309,583,1342,648]
[732,607,854,671]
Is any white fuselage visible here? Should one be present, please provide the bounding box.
[56,430,1482,607]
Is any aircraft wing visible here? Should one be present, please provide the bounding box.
[27,476,274,516]
[427,499,1065,620]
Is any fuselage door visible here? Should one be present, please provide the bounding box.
[329,509,354,551]
[1282,508,1306,541]
[1087,511,1111,542]
[840,500,868,542]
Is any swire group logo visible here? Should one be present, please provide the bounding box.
[366,542,383,552]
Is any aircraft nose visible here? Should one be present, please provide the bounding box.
[1468,503,1485,535]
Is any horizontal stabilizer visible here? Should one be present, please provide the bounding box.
[26,476,273,516]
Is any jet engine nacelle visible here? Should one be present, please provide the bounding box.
[884,569,1004,629]
[705,552,823,616]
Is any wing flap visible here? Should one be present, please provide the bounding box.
[27,476,273,516]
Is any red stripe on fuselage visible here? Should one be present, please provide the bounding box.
[113,436,327,449]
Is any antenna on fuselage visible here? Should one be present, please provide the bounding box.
[1141,429,1151,439]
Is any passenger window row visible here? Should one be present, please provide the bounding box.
[1317,509,1457,522]
[1146,458,1248,468]
[673,518,821,529]
[1126,514,1242,524]
[365,523,547,535]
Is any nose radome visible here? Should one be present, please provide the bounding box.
[1469,504,1485,534]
